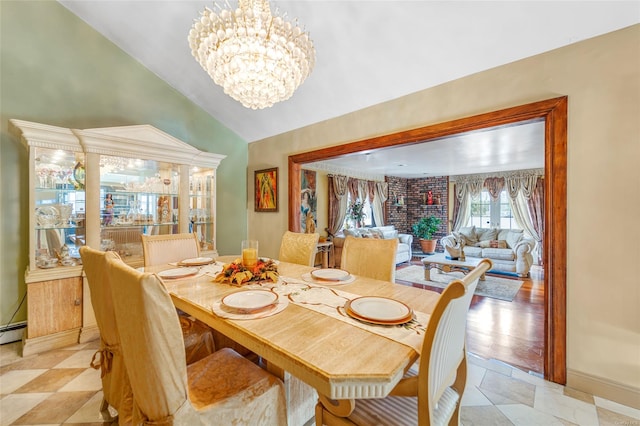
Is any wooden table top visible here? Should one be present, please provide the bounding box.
[156,256,441,399]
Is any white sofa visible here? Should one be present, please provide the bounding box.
[332,226,413,267]
[440,226,535,277]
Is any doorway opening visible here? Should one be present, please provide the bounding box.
[288,97,567,384]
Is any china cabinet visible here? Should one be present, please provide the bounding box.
[10,119,225,355]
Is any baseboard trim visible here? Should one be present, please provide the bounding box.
[22,328,80,357]
[567,368,640,410]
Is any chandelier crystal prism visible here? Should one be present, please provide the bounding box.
[188,0,316,110]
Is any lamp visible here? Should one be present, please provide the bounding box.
[188,0,316,110]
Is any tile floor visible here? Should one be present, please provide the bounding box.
[1,339,639,426]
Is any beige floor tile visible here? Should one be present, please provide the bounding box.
[497,403,570,425]
[563,386,595,405]
[14,368,86,393]
[58,368,102,392]
[534,385,599,425]
[594,395,640,420]
[461,385,494,407]
[479,370,535,406]
[0,342,23,367]
[64,391,117,423]
[0,350,75,374]
[0,369,47,395]
[53,349,96,369]
[597,406,640,426]
[11,391,95,424]
[461,405,514,425]
[0,393,51,426]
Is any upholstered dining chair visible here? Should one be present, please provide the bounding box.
[278,231,320,266]
[105,256,288,425]
[315,258,493,426]
[339,236,398,281]
[139,232,218,364]
[79,246,134,424]
[140,232,200,266]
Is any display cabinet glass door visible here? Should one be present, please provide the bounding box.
[99,155,179,260]
[34,147,86,270]
[190,168,215,252]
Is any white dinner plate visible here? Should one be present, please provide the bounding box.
[222,290,279,313]
[311,268,350,281]
[157,267,199,279]
[346,296,412,324]
[178,257,214,266]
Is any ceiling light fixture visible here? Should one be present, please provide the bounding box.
[188,0,316,110]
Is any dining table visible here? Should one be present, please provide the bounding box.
[150,255,441,424]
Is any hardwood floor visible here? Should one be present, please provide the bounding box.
[397,259,544,375]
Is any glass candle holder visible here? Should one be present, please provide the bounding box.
[241,240,258,268]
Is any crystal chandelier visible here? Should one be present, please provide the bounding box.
[188,0,316,110]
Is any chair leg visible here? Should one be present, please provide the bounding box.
[315,401,324,426]
[99,398,116,422]
[449,352,468,426]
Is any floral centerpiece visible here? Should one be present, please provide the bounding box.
[214,258,279,285]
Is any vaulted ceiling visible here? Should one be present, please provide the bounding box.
[58,1,638,176]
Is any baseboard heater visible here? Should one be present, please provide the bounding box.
[0,321,27,344]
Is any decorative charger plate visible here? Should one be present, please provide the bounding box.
[157,267,199,279]
[311,268,350,281]
[345,296,413,325]
[179,257,214,266]
[222,290,278,313]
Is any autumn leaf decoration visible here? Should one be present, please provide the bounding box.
[214,258,279,285]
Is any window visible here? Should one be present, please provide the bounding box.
[343,193,374,229]
[469,189,520,230]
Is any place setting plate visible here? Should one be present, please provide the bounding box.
[303,268,356,285]
[213,289,288,319]
[221,290,278,314]
[157,267,200,280]
[178,257,214,267]
[344,296,413,325]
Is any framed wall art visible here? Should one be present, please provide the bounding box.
[255,167,278,212]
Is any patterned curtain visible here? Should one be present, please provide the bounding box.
[327,175,348,237]
[484,177,505,201]
[527,177,545,265]
[372,181,388,226]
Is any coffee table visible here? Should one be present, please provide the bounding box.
[421,252,487,281]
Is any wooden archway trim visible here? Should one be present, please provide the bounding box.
[288,96,567,384]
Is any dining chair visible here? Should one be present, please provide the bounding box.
[339,235,398,281]
[105,256,288,425]
[79,246,135,424]
[139,232,219,364]
[278,231,320,266]
[140,232,200,266]
[315,258,493,426]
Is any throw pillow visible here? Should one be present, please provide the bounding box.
[458,226,477,245]
[343,229,361,238]
[506,230,524,248]
[490,240,508,248]
[476,227,498,242]
[369,229,384,239]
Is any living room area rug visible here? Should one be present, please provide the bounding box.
[395,265,524,302]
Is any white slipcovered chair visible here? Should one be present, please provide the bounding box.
[278,231,320,266]
[105,256,288,425]
[316,259,493,426]
[340,236,398,282]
